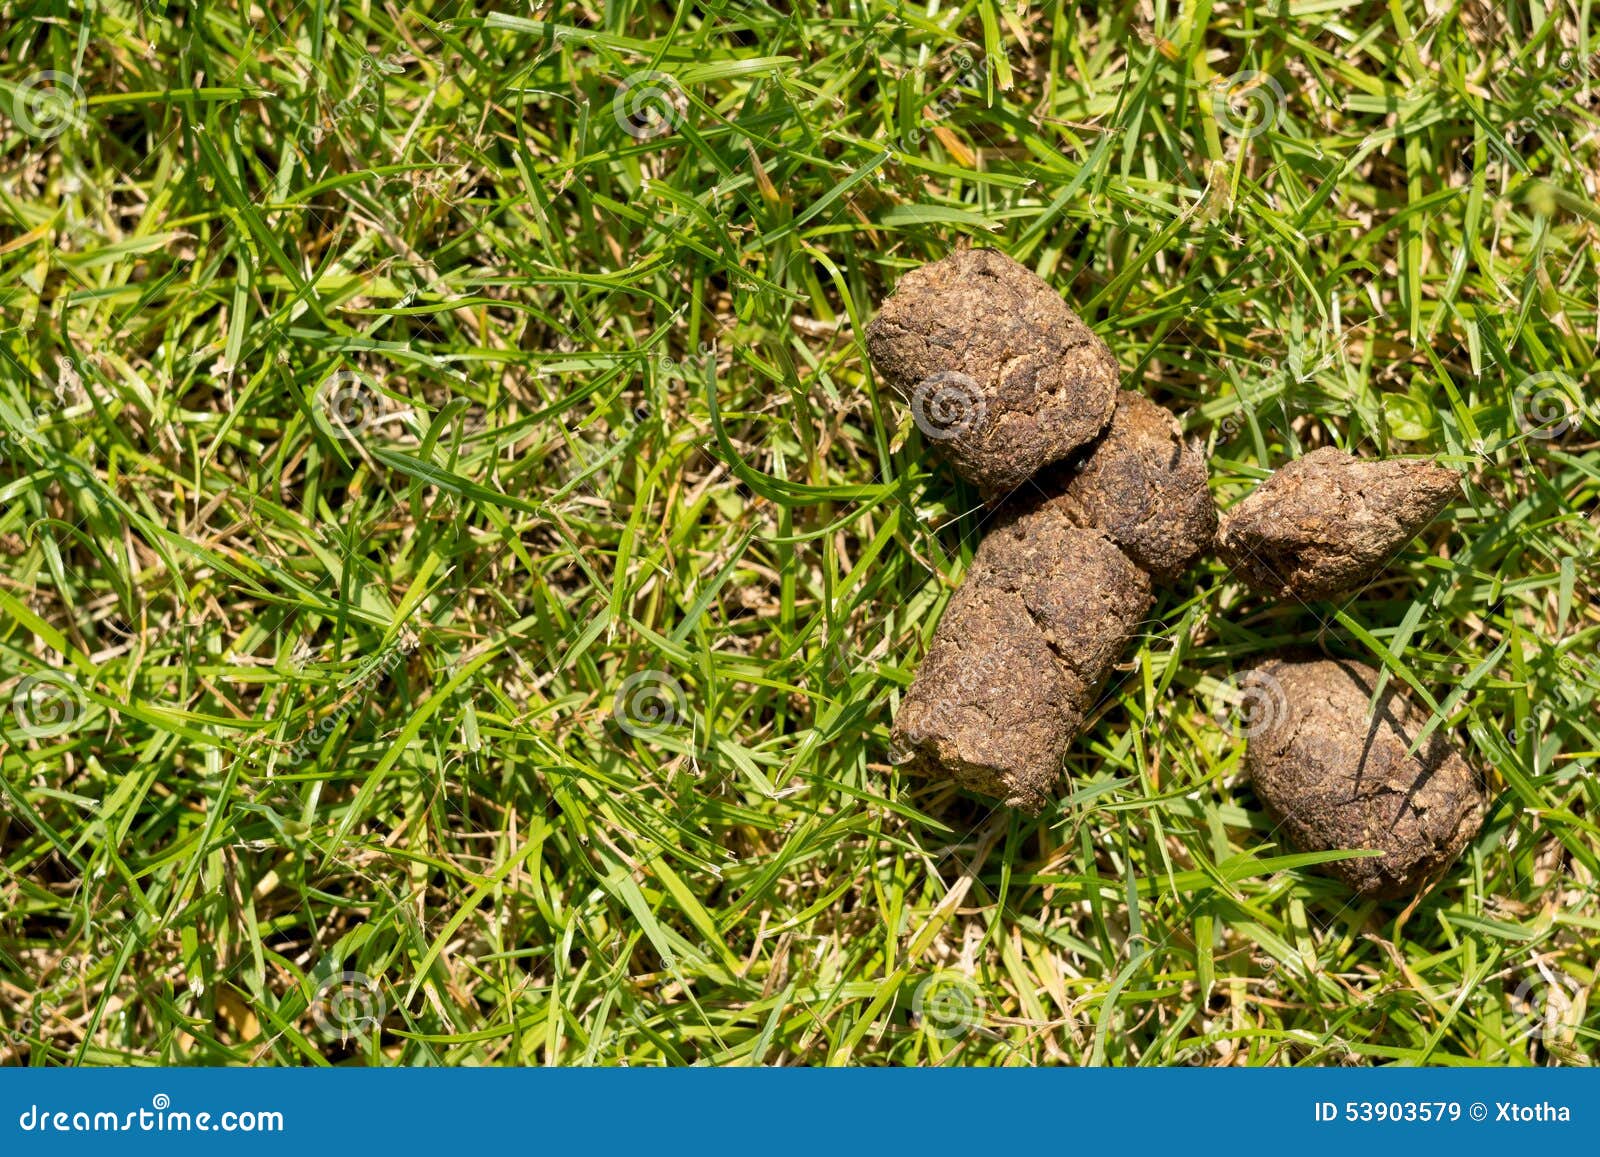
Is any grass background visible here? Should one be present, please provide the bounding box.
[1,0,1597,1066]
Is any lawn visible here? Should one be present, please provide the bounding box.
[1,0,1597,1066]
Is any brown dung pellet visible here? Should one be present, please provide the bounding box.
[866,248,1120,493]
[1216,447,1460,600]
[1242,657,1485,898]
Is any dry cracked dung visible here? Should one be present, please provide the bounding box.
[866,248,1120,492]
[1243,657,1485,898]
[1045,391,1217,582]
[1216,447,1460,600]
[890,499,1151,811]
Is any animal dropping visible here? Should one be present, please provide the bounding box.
[866,248,1120,493]
[875,251,1229,809]
[1047,391,1217,582]
[890,499,1151,812]
[1216,447,1459,600]
[1243,657,1485,898]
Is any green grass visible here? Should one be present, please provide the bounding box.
[1,0,1597,1066]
